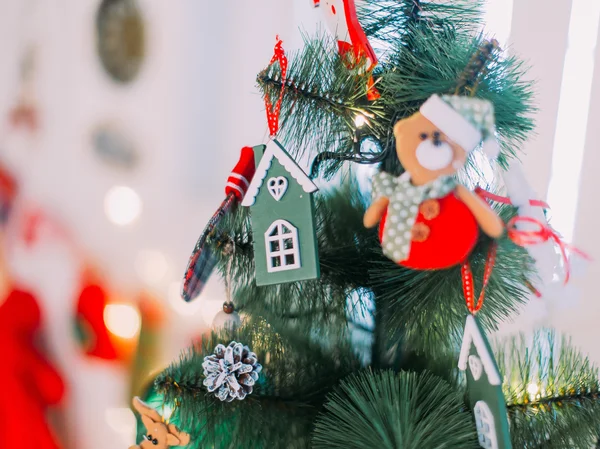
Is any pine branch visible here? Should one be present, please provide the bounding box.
[508,390,600,413]
[360,0,484,43]
[371,204,532,356]
[496,331,600,449]
[154,319,361,449]
[257,69,349,116]
[256,32,386,172]
[313,370,479,448]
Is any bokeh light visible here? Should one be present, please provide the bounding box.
[104,304,141,339]
[104,186,142,226]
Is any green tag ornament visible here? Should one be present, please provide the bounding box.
[458,315,512,449]
[241,141,320,286]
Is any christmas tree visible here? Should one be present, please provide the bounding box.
[133,1,600,448]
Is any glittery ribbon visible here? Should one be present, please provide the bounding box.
[264,37,288,137]
[507,216,591,284]
[461,243,497,314]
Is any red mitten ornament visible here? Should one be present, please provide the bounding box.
[0,288,65,449]
[364,94,504,269]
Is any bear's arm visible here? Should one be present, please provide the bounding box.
[455,185,504,238]
[364,197,389,228]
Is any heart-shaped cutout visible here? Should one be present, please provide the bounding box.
[267,176,288,201]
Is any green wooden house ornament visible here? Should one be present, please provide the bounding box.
[458,315,512,449]
[241,140,320,286]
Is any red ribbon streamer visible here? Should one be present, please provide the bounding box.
[264,37,288,137]
[461,244,497,314]
[475,187,549,209]
[507,216,591,284]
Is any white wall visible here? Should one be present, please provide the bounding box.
[0,1,305,447]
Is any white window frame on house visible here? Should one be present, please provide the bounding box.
[474,401,498,449]
[265,219,301,273]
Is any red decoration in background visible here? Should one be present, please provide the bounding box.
[9,104,39,133]
[0,288,65,449]
[75,282,118,361]
[0,164,17,225]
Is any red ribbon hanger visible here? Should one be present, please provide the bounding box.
[461,187,548,314]
[264,37,288,137]
[462,244,497,314]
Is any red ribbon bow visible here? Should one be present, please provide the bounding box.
[507,216,591,284]
[264,37,288,137]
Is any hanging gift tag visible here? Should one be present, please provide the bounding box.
[458,315,512,449]
[241,141,320,286]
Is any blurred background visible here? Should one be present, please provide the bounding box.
[0,0,598,448]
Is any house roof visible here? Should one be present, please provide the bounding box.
[241,141,318,207]
[458,315,502,385]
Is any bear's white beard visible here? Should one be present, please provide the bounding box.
[415,140,453,171]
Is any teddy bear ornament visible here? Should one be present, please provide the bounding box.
[364,94,504,270]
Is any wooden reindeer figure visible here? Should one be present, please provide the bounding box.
[130,397,190,449]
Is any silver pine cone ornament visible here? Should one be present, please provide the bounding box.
[202,341,262,401]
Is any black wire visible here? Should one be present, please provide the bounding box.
[308,110,403,179]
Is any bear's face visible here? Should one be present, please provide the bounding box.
[393,112,467,186]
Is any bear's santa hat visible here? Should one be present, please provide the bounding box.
[420,94,500,158]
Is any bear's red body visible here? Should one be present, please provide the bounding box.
[0,288,65,449]
[379,191,479,270]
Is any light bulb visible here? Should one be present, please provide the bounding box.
[354,114,367,128]
[104,304,141,339]
[104,186,142,226]
[527,382,540,396]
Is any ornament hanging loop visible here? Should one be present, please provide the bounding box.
[222,237,235,304]
[263,36,288,137]
[455,39,500,97]
[462,243,497,314]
